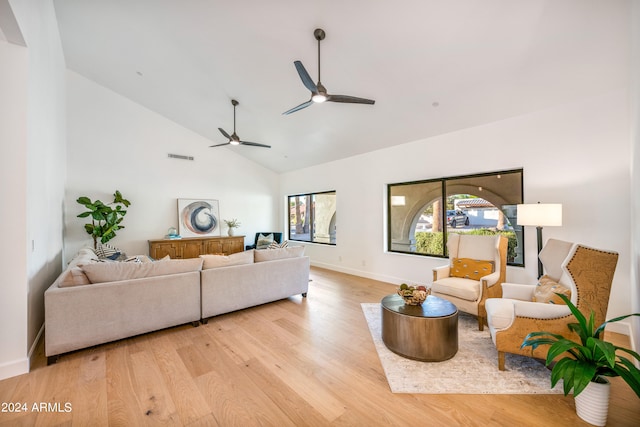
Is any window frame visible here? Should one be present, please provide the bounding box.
[386,169,524,266]
[287,190,337,245]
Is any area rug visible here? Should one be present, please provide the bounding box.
[361,303,563,394]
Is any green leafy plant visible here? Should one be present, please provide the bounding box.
[224,218,241,228]
[76,190,131,249]
[521,293,640,397]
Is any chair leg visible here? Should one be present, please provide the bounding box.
[477,316,484,331]
[498,351,506,371]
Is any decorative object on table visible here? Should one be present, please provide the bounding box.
[165,227,180,239]
[521,293,640,426]
[177,199,220,238]
[224,218,241,236]
[76,190,131,249]
[516,202,562,278]
[397,283,430,305]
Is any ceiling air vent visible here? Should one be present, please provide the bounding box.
[168,153,194,161]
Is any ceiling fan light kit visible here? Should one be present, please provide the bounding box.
[210,99,270,149]
[283,28,375,115]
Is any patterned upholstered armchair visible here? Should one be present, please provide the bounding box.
[485,239,618,371]
[432,234,508,331]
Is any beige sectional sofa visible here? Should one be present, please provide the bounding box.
[45,248,203,362]
[44,245,309,362]
[200,246,310,320]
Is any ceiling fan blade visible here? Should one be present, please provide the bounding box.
[327,94,375,105]
[294,61,318,93]
[283,99,314,115]
[218,127,231,139]
[240,141,271,148]
[210,142,231,148]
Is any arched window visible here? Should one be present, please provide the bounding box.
[387,169,523,266]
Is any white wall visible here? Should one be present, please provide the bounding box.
[630,0,639,355]
[65,71,280,260]
[281,89,632,332]
[0,28,28,380]
[0,0,66,380]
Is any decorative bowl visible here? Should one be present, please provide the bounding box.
[397,284,431,305]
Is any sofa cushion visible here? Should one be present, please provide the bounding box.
[81,258,203,284]
[256,233,275,249]
[533,276,571,305]
[59,267,92,288]
[254,245,304,262]
[432,276,480,301]
[200,250,254,269]
[450,258,494,280]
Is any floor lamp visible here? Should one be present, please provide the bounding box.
[516,203,562,278]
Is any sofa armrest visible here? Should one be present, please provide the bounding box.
[502,283,536,300]
[480,271,500,287]
[513,299,571,319]
[433,265,450,281]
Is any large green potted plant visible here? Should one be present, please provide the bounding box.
[522,293,640,426]
[76,190,131,249]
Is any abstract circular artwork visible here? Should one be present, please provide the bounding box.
[178,199,220,237]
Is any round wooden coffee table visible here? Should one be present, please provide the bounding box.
[381,293,458,361]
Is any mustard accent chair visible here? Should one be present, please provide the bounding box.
[485,239,618,371]
[432,234,508,331]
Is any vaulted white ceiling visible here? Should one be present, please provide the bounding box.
[52,0,630,173]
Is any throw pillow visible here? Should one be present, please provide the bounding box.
[450,258,494,280]
[268,240,289,249]
[533,276,571,305]
[200,250,254,269]
[254,245,304,262]
[81,258,203,284]
[95,243,121,259]
[256,233,275,249]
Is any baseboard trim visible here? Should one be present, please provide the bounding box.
[309,261,426,288]
[0,358,29,381]
[28,323,45,368]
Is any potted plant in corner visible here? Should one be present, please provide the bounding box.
[522,293,640,426]
[224,218,240,236]
[76,190,131,249]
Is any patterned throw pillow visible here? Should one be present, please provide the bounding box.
[256,233,274,249]
[95,243,121,259]
[450,258,494,280]
[268,240,289,249]
[533,276,571,304]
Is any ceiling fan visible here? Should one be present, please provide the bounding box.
[283,28,375,115]
[210,99,270,148]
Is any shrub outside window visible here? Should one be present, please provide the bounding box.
[288,191,336,245]
[387,169,524,266]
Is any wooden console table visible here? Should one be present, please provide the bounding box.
[148,235,244,259]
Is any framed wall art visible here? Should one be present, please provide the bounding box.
[177,199,221,238]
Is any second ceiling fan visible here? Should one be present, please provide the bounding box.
[283,28,375,115]
[210,99,270,148]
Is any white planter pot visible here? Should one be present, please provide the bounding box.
[574,377,610,426]
[228,228,234,236]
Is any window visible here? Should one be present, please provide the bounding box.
[387,169,524,266]
[288,191,336,245]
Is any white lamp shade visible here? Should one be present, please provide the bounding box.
[517,203,562,227]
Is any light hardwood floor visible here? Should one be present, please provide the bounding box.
[1,267,638,426]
